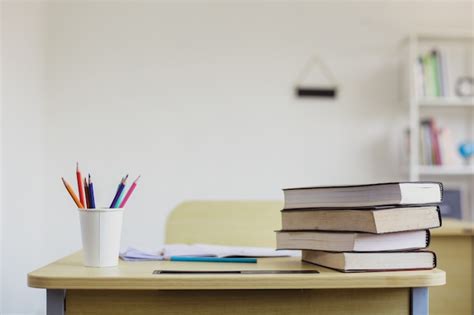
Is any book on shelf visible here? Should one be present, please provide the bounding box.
[276,230,430,252]
[416,48,449,98]
[420,118,442,165]
[301,250,437,272]
[283,182,442,209]
[417,118,463,167]
[281,205,441,233]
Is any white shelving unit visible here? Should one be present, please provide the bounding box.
[404,32,474,220]
[418,98,474,107]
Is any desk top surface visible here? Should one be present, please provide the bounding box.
[28,252,445,290]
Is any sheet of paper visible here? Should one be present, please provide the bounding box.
[120,247,164,261]
[120,244,299,261]
[162,244,299,259]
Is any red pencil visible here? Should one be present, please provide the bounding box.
[76,162,86,207]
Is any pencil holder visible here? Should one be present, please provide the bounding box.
[78,208,123,267]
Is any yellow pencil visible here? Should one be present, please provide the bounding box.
[61,177,84,208]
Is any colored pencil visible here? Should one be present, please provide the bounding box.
[88,174,96,209]
[83,177,90,209]
[61,177,84,208]
[110,175,128,208]
[76,163,86,207]
[115,186,127,208]
[119,175,140,208]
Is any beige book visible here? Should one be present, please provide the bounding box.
[281,206,441,233]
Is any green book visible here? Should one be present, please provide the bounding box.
[431,50,442,97]
[422,53,435,97]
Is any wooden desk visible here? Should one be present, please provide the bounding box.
[430,219,474,315]
[28,252,445,315]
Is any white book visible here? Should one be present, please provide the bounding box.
[276,230,430,252]
[283,182,443,209]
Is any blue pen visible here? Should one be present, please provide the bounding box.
[170,256,257,263]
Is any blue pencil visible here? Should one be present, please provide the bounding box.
[88,174,96,209]
[109,175,128,208]
[114,185,127,208]
[170,256,257,263]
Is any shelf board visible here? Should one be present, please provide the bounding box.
[417,165,474,175]
[409,30,474,42]
[417,98,474,108]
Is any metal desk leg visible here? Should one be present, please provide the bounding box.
[47,289,65,315]
[411,287,428,315]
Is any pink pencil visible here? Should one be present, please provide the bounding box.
[119,175,141,208]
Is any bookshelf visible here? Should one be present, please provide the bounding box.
[418,165,474,176]
[418,97,474,107]
[404,31,474,220]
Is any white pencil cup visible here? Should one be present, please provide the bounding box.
[78,208,123,267]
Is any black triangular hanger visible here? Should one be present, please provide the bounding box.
[295,55,338,99]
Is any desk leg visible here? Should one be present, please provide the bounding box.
[47,289,65,315]
[411,287,428,315]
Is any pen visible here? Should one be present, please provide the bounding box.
[169,256,257,263]
[61,177,84,208]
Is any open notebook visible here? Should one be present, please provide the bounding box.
[120,244,298,261]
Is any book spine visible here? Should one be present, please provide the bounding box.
[419,126,426,165]
[416,57,426,98]
[421,120,433,165]
[425,230,431,247]
[429,119,442,165]
[422,53,435,97]
[422,54,430,97]
[431,50,442,97]
[435,50,446,97]
[436,205,443,228]
[439,182,444,202]
[441,50,450,97]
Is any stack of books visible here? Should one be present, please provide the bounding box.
[276,182,443,272]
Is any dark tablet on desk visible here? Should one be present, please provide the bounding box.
[153,270,319,274]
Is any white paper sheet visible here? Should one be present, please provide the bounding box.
[120,244,299,261]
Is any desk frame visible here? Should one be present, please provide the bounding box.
[46,287,429,315]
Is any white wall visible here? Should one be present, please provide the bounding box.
[2,1,473,314]
[1,2,48,314]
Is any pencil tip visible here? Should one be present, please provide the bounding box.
[122,174,129,183]
[76,162,79,170]
[135,175,141,182]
